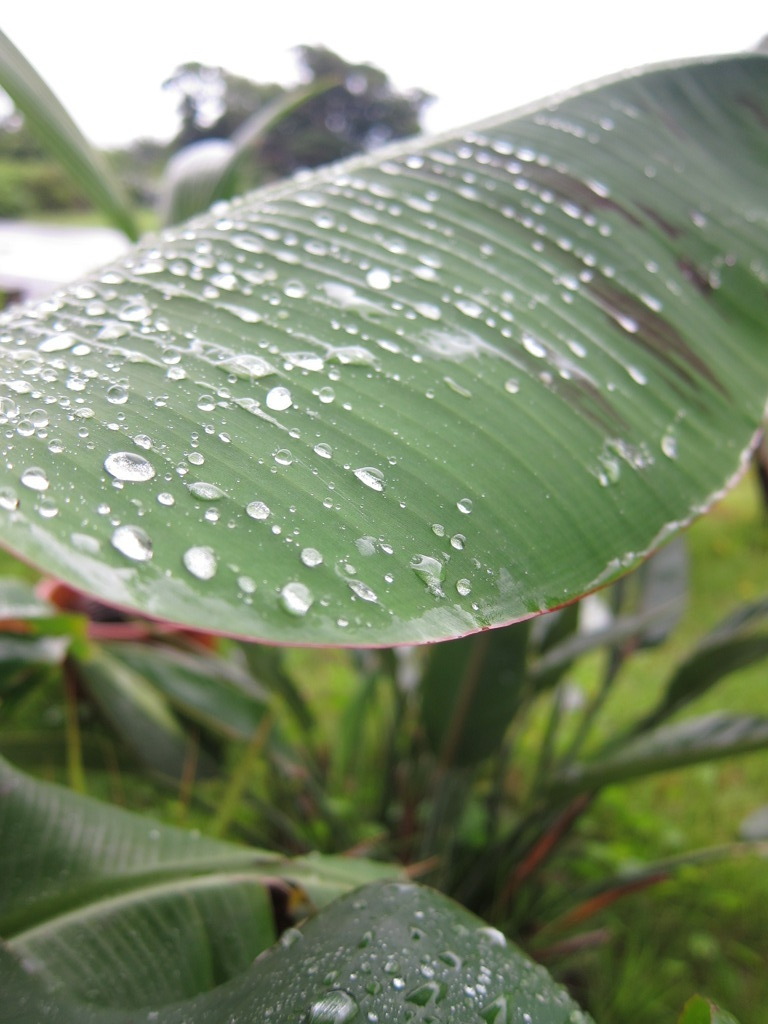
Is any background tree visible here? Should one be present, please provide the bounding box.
[163,45,431,186]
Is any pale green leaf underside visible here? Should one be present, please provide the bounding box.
[1,57,767,644]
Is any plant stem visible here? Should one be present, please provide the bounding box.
[211,712,273,837]
[63,659,86,793]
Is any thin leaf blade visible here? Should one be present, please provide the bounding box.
[0,29,139,240]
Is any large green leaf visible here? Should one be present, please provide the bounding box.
[1,57,767,644]
[0,29,139,240]
[1,877,592,1023]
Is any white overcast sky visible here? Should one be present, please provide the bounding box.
[2,2,766,147]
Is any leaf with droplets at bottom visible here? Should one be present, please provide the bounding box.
[1,57,768,645]
[0,754,400,1020]
[1,857,594,1022]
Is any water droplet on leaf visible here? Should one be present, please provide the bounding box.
[246,500,271,520]
[104,452,156,483]
[280,581,313,616]
[111,524,153,561]
[183,546,217,580]
[354,467,385,492]
[20,467,49,491]
[301,547,323,567]
[188,482,225,501]
[266,386,293,411]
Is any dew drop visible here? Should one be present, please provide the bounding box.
[354,467,385,492]
[111,524,153,561]
[304,989,359,1023]
[318,387,336,404]
[456,578,472,596]
[457,497,473,514]
[20,467,49,492]
[431,523,445,537]
[661,433,678,459]
[348,579,378,603]
[188,481,225,501]
[314,442,333,459]
[456,297,482,319]
[280,581,313,616]
[283,280,307,298]
[157,492,175,506]
[451,533,466,550]
[415,300,442,320]
[504,378,520,395]
[104,451,156,483]
[522,333,547,358]
[118,299,152,322]
[38,332,76,353]
[37,499,58,519]
[274,449,293,466]
[366,268,392,290]
[246,500,271,520]
[410,554,445,595]
[0,487,19,511]
[106,384,129,405]
[301,547,323,567]
[477,925,507,947]
[183,545,217,580]
[266,386,293,411]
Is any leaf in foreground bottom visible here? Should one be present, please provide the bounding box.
[2,880,592,1023]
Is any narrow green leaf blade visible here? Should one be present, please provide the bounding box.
[73,644,217,781]
[106,641,268,740]
[641,597,768,727]
[1,57,768,644]
[0,30,139,240]
[552,712,768,794]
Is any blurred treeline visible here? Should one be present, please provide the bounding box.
[0,45,431,219]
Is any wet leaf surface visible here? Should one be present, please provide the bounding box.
[1,57,767,644]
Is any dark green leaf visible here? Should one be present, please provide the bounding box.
[1,879,593,1023]
[633,536,688,647]
[420,620,530,765]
